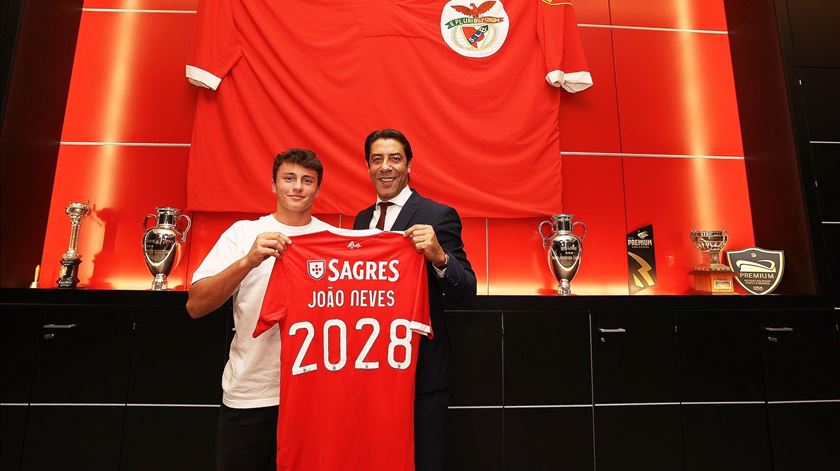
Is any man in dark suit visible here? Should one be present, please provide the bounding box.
[354,129,477,471]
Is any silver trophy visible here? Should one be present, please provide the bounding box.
[142,207,192,290]
[690,230,729,270]
[57,201,91,288]
[538,214,586,295]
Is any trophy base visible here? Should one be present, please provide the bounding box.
[149,274,169,291]
[690,267,735,294]
[56,258,81,289]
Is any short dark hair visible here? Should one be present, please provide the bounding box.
[364,129,413,165]
[273,148,324,186]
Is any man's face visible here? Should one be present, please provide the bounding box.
[368,138,410,200]
[272,162,320,213]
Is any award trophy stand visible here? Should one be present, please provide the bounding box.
[57,202,91,288]
[538,214,586,295]
[689,230,734,294]
[142,207,192,290]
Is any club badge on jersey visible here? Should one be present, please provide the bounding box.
[440,0,510,57]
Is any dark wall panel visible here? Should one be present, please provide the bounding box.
[786,0,840,67]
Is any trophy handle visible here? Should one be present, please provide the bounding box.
[538,220,553,248]
[143,214,157,230]
[176,214,192,242]
[572,221,587,240]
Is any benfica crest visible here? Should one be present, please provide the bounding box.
[440,1,509,58]
[307,260,326,281]
[726,248,784,295]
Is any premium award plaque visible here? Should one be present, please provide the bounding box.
[727,247,785,295]
[57,201,91,288]
[538,214,586,295]
[689,230,734,294]
[142,207,192,290]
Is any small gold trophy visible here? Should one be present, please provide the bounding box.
[57,202,91,288]
[689,230,734,294]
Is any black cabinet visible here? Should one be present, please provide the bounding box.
[446,408,503,471]
[0,406,27,471]
[504,311,591,406]
[447,310,502,407]
[505,407,593,471]
[21,406,125,470]
[121,406,219,471]
[760,310,840,470]
[591,310,682,471]
[676,311,771,471]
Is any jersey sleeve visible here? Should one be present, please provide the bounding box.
[408,251,433,339]
[253,257,290,337]
[537,0,593,93]
[186,0,243,91]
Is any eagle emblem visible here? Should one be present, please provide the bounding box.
[440,0,509,58]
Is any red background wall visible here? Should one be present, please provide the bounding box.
[38,0,754,295]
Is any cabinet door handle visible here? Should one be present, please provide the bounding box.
[43,323,76,329]
[762,326,793,332]
[598,328,626,333]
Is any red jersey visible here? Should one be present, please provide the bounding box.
[254,230,431,471]
[186,0,591,217]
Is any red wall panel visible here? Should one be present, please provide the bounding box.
[609,0,728,31]
[612,29,743,156]
[39,145,190,289]
[574,0,611,24]
[559,27,621,153]
[622,156,755,294]
[83,1,197,8]
[61,10,197,143]
[562,155,629,294]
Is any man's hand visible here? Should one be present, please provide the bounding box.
[405,224,447,267]
[243,232,292,269]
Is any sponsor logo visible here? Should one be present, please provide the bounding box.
[347,241,362,250]
[627,225,657,294]
[726,248,784,295]
[307,260,326,281]
[440,1,509,58]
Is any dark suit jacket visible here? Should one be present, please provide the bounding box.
[354,189,477,393]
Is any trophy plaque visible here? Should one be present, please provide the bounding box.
[57,201,91,288]
[689,230,734,294]
[538,214,586,295]
[143,207,192,290]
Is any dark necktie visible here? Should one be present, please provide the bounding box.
[375,202,394,230]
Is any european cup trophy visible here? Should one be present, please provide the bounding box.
[142,207,192,290]
[57,202,91,288]
[538,214,586,295]
[689,230,734,294]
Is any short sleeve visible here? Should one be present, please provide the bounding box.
[537,0,593,93]
[253,257,290,337]
[186,0,243,90]
[191,224,244,285]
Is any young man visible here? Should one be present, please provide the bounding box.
[186,148,333,471]
[353,129,477,471]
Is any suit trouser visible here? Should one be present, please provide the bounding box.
[415,388,451,471]
[215,404,278,471]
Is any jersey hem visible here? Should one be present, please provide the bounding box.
[222,396,280,409]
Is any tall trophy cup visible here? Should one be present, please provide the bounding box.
[538,214,586,295]
[142,207,191,290]
[57,201,91,288]
[689,230,734,294]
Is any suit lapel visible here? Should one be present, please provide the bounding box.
[354,205,376,230]
[391,190,420,231]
